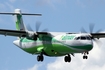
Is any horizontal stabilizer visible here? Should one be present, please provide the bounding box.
[0,13,42,16]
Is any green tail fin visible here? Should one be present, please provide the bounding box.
[15,9,26,31]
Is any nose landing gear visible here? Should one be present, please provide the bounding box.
[83,52,89,59]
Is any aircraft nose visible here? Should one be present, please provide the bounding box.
[86,40,93,51]
[87,40,93,45]
[13,40,20,47]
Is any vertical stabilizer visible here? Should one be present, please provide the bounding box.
[14,9,26,31]
[0,9,42,31]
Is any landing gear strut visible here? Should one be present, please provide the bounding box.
[37,54,44,62]
[64,54,71,62]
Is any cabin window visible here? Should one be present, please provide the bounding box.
[75,37,80,40]
[86,36,91,40]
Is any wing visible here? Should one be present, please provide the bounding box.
[0,29,49,37]
[91,33,105,38]
[0,29,27,37]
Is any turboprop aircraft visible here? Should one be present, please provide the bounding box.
[0,9,105,63]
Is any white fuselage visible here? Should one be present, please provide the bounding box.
[13,33,93,56]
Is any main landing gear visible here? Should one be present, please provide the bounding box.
[83,52,89,59]
[37,54,44,62]
[64,54,71,63]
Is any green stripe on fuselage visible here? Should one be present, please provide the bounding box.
[72,45,93,51]
[21,44,77,56]
[20,37,35,42]
[20,37,58,42]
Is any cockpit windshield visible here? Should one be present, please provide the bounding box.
[75,36,91,40]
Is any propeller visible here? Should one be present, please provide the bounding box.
[27,21,42,32]
[34,21,54,48]
[26,21,49,40]
[81,24,102,45]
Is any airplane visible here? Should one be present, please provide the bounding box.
[0,9,105,63]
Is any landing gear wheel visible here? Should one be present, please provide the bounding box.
[64,54,71,63]
[37,55,40,61]
[83,56,88,59]
[40,55,44,61]
[83,56,85,59]
[37,55,44,62]
[64,56,68,62]
[68,56,71,62]
[85,56,88,59]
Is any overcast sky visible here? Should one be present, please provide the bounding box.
[0,0,105,70]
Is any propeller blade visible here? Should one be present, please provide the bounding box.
[89,23,95,33]
[81,27,87,33]
[93,38,101,47]
[96,29,103,33]
[27,24,33,31]
[42,28,48,32]
[36,21,41,32]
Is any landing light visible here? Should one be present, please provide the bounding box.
[55,52,57,54]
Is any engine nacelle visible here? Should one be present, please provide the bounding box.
[26,31,38,40]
